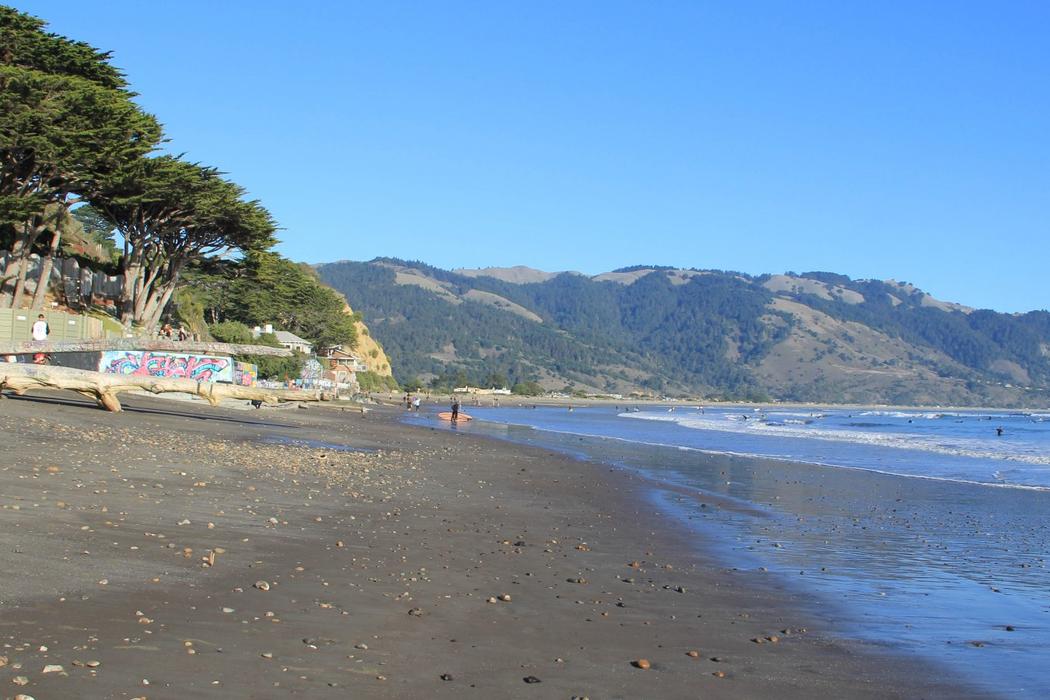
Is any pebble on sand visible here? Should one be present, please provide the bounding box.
[632,659,651,670]
[254,580,271,591]
[686,650,700,658]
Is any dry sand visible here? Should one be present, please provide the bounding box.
[0,391,978,698]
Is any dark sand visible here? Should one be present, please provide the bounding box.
[0,392,980,698]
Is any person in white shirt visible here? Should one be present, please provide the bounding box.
[31,314,49,341]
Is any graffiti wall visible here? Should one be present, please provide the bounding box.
[99,351,233,383]
[234,361,258,386]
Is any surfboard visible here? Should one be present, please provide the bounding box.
[437,411,472,422]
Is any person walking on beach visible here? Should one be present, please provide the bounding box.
[31,314,49,341]
[412,396,421,411]
[451,398,460,423]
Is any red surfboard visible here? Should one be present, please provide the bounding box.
[437,411,472,422]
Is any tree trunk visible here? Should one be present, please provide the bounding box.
[0,364,323,412]
[141,257,186,330]
[0,225,29,304]
[30,228,62,311]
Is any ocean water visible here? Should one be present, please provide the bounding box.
[412,404,1050,697]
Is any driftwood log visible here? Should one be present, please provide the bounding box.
[0,364,321,412]
[0,339,292,356]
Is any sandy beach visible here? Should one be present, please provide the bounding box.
[0,391,980,698]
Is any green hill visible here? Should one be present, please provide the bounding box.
[317,259,1050,406]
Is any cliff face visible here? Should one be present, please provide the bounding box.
[345,305,393,377]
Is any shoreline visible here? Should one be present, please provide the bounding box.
[371,391,1050,414]
[0,392,982,697]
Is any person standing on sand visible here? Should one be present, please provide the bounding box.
[412,396,421,411]
[451,398,460,423]
[31,314,49,341]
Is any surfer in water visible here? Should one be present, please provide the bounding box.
[996,426,1004,437]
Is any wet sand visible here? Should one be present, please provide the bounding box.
[0,392,978,698]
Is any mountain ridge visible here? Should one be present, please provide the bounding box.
[317,258,1050,407]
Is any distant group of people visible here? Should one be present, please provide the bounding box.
[159,323,190,341]
[403,393,422,411]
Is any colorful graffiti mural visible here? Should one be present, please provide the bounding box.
[99,351,233,382]
[234,361,258,386]
[300,358,323,381]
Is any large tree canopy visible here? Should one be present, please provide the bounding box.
[176,251,358,353]
[0,6,161,309]
[89,155,276,328]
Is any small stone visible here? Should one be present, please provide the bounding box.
[354,643,368,650]
[15,693,36,700]
[498,594,511,602]
[686,650,700,658]
[42,664,64,674]
[408,607,424,617]
[766,635,779,643]
[713,670,726,678]
[0,655,7,667]
[12,676,29,686]
[261,652,273,659]
[523,675,542,683]
[222,607,235,614]
[254,581,271,591]
[178,518,191,525]
[440,673,453,681]
[632,659,651,670]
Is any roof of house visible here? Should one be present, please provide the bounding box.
[273,330,311,345]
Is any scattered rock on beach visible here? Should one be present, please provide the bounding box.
[632,659,651,670]
[253,580,271,591]
[12,676,29,686]
[440,673,453,681]
[686,650,700,658]
[408,607,424,616]
[523,675,542,683]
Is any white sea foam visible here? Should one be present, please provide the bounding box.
[624,411,1050,467]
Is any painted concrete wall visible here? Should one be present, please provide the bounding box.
[99,351,233,383]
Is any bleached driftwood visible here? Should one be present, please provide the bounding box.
[0,364,320,412]
[0,338,291,356]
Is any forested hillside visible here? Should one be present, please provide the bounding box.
[318,259,1050,406]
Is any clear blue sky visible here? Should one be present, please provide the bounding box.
[14,1,1049,312]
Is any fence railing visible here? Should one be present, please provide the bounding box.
[0,308,124,343]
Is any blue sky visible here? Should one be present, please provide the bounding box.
[15,1,1049,312]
